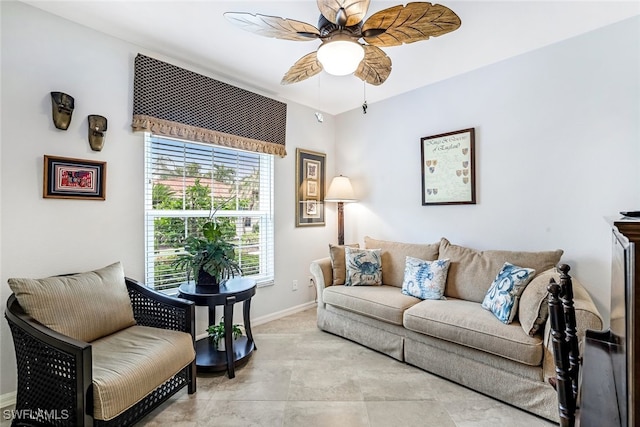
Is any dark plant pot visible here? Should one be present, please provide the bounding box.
[197,269,219,287]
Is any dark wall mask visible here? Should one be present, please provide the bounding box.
[88,115,108,151]
[50,91,75,130]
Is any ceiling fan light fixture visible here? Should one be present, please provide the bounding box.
[317,36,364,76]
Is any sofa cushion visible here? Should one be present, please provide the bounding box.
[519,268,557,336]
[403,298,544,366]
[401,257,450,300]
[7,262,136,342]
[91,325,195,421]
[323,285,421,325]
[439,238,563,303]
[364,236,440,287]
[345,247,383,286]
[329,243,360,285]
[482,262,536,324]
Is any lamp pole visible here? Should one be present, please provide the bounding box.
[337,201,345,246]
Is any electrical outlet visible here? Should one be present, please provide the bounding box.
[292,280,298,291]
[308,276,314,287]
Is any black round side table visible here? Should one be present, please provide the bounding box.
[178,277,257,379]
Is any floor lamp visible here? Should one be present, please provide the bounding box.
[325,175,357,245]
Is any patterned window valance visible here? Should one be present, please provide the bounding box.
[132,54,287,157]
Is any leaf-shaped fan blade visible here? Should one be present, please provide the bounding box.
[224,12,320,41]
[354,45,391,86]
[362,2,461,47]
[281,52,323,85]
[317,0,370,27]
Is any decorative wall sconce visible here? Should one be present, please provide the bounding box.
[50,91,75,130]
[88,115,108,151]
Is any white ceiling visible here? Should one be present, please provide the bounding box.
[22,1,640,115]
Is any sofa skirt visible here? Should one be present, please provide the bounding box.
[318,305,405,361]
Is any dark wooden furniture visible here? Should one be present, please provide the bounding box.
[548,264,580,427]
[579,217,639,427]
[5,278,196,427]
[178,277,256,379]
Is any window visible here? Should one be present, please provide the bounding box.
[144,133,274,291]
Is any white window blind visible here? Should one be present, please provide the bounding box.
[144,133,274,291]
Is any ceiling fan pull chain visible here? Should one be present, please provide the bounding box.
[362,82,368,114]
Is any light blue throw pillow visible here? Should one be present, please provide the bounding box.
[345,247,383,286]
[401,257,451,300]
[482,262,536,324]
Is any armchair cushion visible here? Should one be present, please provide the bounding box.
[91,325,195,421]
[7,262,136,342]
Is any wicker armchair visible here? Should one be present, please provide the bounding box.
[5,277,196,427]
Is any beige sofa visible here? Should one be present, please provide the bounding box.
[310,237,603,422]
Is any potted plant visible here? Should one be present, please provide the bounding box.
[171,218,241,287]
[207,317,243,351]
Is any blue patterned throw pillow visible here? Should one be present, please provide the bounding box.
[401,257,451,300]
[345,247,382,286]
[482,262,536,324]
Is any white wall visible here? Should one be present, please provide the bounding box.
[0,1,336,397]
[336,16,640,326]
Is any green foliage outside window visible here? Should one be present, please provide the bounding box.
[151,164,261,288]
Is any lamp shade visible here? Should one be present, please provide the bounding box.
[317,37,364,76]
[325,175,357,202]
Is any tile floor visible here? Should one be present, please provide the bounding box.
[1,308,556,426]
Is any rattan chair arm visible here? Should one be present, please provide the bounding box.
[125,277,195,338]
[5,294,93,426]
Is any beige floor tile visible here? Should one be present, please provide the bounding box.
[358,370,441,401]
[283,401,369,427]
[443,395,556,426]
[210,360,293,401]
[366,400,457,427]
[195,401,286,427]
[138,393,216,424]
[288,361,365,401]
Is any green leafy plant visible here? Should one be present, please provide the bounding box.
[171,216,241,286]
[207,318,243,347]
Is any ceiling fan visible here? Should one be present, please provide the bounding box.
[224,1,461,86]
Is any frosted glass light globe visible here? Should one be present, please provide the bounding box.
[317,39,364,76]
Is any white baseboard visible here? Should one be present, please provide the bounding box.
[251,301,317,326]
[194,301,316,340]
[0,391,16,408]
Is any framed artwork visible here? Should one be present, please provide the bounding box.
[421,128,476,205]
[43,155,106,200]
[295,148,325,226]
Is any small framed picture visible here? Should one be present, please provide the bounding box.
[43,155,106,200]
[421,128,476,205]
[307,180,318,197]
[295,148,325,226]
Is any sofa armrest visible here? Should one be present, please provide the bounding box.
[125,277,195,339]
[541,274,604,382]
[310,257,333,308]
